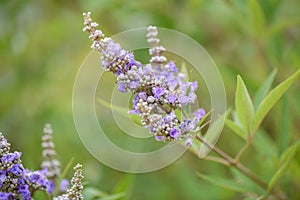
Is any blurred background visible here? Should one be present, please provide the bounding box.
[1,0,300,199]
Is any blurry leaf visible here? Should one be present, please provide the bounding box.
[247,0,266,36]
[253,70,300,132]
[252,129,277,160]
[230,168,265,194]
[54,157,74,196]
[267,17,300,36]
[83,187,126,200]
[181,63,190,81]
[253,69,277,110]
[112,174,135,200]
[97,193,126,200]
[196,172,247,193]
[174,109,183,121]
[235,75,254,135]
[83,187,107,200]
[278,96,290,156]
[97,97,141,125]
[267,141,299,192]
[97,97,128,116]
[225,118,247,141]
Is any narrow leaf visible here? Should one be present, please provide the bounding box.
[98,192,126,200]
[83,187,107,200]
[230,168,265,194]
[253,69,277,110]
[253,70,300,132]
[267,17,300,37]
[97,97,141,125]
[97,97,128,117]
[247,0,266,36]
[267,141,299,192]
[181,63,190,81]
[54,157,74,196]
[278,96,290,156]
[235,75,254,134]
[225,118,247,141]
[196,172,247,193]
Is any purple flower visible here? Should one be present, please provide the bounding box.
[166,61,178,72]
[185,138,193,147]
[178,95,190,105]
[155,135,166,141]
[118,83,126,92]
[152,87,165,99]
[138,92,147,100]
[1,151,21,163]
[190,81,198,92]
[169,127,180,138]
[167,94,177,103]
[59,179,69,192]
[164,111,176,122]
[0,192,13,200]
[8,164,24,176]
[194,108,205,120]
[128,81,139,89]
[48,180,55,194]
[0,171,6,182]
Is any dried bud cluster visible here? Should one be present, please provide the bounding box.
[83,12,205,145]
[41,123,61,180]
[147,26,167,65]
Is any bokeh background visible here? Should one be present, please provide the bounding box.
[1,0,300,199]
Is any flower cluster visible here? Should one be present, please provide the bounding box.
[83,12,205,145]
[0,132,49,199]
[0,125,83,200]
[53,164,84,200]
[41,123,69,194]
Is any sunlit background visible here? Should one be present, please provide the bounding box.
[1,0,300,199]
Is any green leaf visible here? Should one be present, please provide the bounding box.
[225,118,247,141]
[54,157,74,196]
[252,130,277,159]
[253,70,300,132]
[97,192,126,200]
[267,141,300,192]
[97,97,141,126]
[267,17,300,37]
[112,174,135,200]
[235,75,254,134]
[253,69,277,110]
[196,172,247,193]
[83,187,126,200]
[83,187,107,200]
[181,62,190,81]
[278,96,290,156]
[247,0,266,37]
[230,168,265,194]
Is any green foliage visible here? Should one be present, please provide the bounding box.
[196,172,247,193]
[253,69,277,110]
[235,75,254,135]
[1,0,300,199]
[253,70,300,133]
[267,141,300,191]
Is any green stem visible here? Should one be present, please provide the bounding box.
[195,135,268,190]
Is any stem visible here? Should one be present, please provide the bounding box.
[234,142,250,162]
[195,135,268,190]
